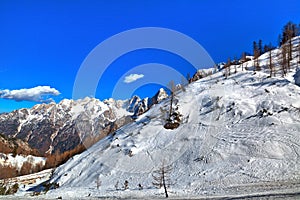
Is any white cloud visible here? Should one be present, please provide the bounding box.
[0,86,60,103]
[124,74,144,83]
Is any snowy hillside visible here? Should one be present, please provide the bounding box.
[42,52,300,198]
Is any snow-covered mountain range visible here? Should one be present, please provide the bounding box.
[0,89,168,155]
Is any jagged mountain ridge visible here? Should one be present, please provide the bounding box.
[0,89,168,155]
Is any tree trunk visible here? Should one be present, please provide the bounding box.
[269,50,273,77]
[298,38,300,68]
[169,92,173,120]
[289,38,292,61]
[162,171,168,198]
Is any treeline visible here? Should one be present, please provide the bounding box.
[279,22,300,46]
[186,21,300,83]
[44,133,109,169]
[0,144,86,179]
[0,162,43,179]
[44,144,86,169]
[0,132,108,180]
[253,21,299,60]
[223,21,300,77]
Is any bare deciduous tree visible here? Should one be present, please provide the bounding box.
[223,67,228,79]
[280,45,288,77]
[227,57,231,76]
[96,175,101,189]
[298,37,300,68]
[268,44,274,77]
[181,76,187,92]
[281,21,299,71]
[258,39,263,55]
[223,57,231,78]
[254,51,261,71]
[167,80,176,121]
[241,52,246,72]
[253,41,261,71]
[186,73,191,83]
[234,56,237,73]
[152,161,173,198]
[114,181,119,190]
[278,33,283,47]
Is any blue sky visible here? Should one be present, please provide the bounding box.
[0,0,300,113]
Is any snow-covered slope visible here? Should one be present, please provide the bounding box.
[43,64,300,198]
[33,37,300,198]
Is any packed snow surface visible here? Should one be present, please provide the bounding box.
[42,67,300,199]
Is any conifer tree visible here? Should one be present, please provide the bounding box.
[258,39,263,55]
[241,52,247,71]
[268,43,274,77]
[253,41,260,71]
